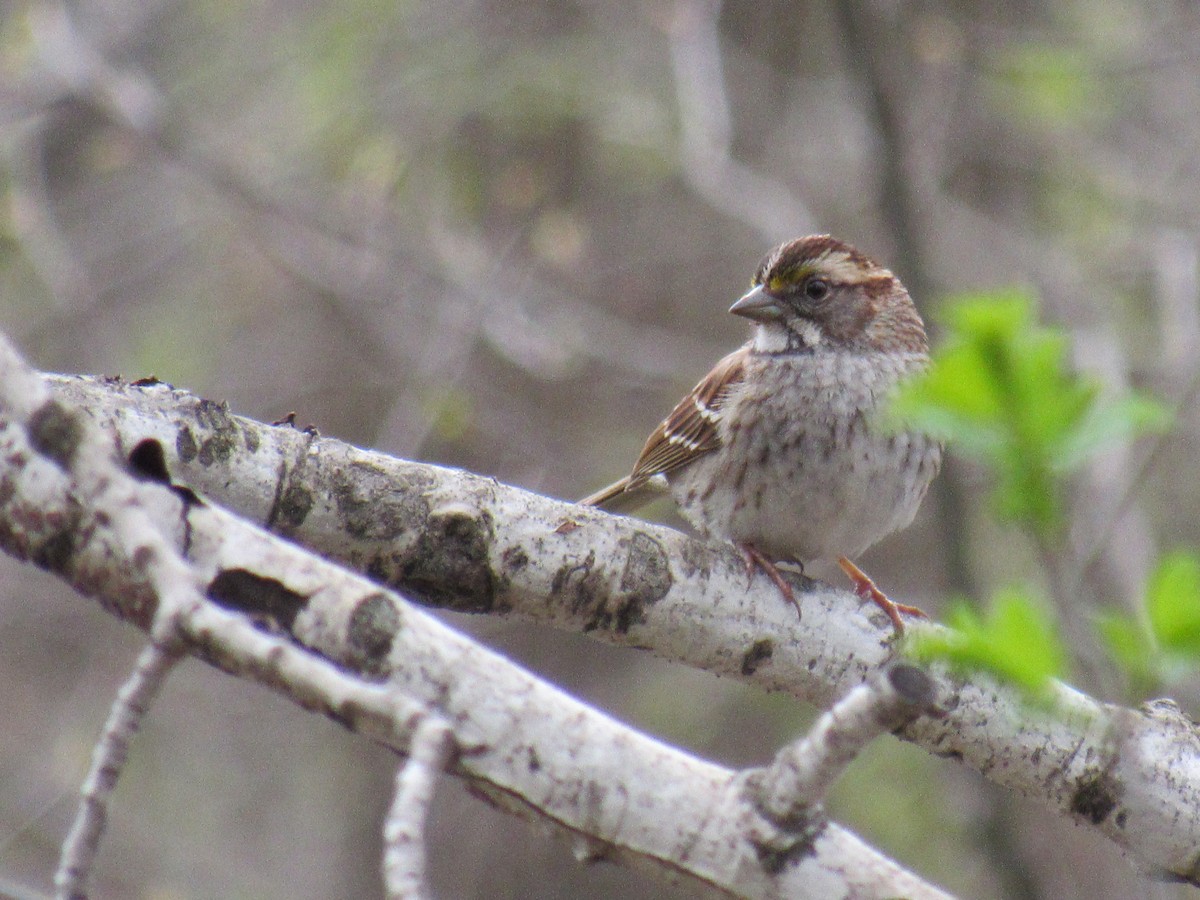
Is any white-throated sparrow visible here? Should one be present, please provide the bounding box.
[581,235,941,633]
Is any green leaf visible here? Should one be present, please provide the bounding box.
[1096,551,1200,696]
[889,289,1172,539]
[908,587,1067,701]
[1145,551,1200,656]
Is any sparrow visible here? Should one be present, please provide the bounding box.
[580,235,941,633]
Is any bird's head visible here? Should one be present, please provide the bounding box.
[731,235,927,355]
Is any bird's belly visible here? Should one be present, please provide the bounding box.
[673,422,937,563]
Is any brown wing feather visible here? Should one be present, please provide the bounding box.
[580,345,748,510]
[628,344,747,486]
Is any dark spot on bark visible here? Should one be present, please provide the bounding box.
[749,814,826,875]
[552,551,603,622]
[188,399,241,466]
[619,533,671,606]
[131,376,162,387]
[1071,773,1120,825]
[401,508,496,612]
[366,555,390,582]
[613,598,641,633]
[131,544,156,570]
[207,568,305,631]
[243,427,260,453]
[347,592,401,677]
[527,747,541,772]
[128,439,172,484]
[127,439,202,508]
[1115,810,1127,829]
[678,539,711,579]
[937,690,962,714]
[333,462,431,540]
[502,547,529,572]
[28,400,83,468]
[887,664,937,708]
[741,639,774,675]
[931,748,964,762]
[176,424,198,462]
[31,519,78,573]
[277,483,314,528]
[194,398,233,430]
[588,532,670,634]
[198,429,237,466]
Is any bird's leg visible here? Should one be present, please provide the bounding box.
[738,543,803,619]
[837,556,926,635]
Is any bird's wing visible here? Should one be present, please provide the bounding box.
[580,344,748,510]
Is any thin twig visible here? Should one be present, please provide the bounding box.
[742,665,939,823]
[54,640,183,900]
[382,717,456,900]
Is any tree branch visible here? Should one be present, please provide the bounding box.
[0,363,949,897]
[382,716,455,900]
[744,665,941,824]
[55,641,182,899]
[41,372,1200,886]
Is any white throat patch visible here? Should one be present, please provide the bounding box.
[753,324,789,353]
[794,319,823,349]
[753,320,822,353]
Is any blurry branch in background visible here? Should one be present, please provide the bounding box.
[394,224,726,457]
[7,0,723,454]
[3,1,164,322]
[666,0,814,241]
[38,371,1200,888]
[830,0,982,603]
[0,333,951,900]
[1073,230,1200,610]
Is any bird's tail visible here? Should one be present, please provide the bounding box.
[578,475,662,514]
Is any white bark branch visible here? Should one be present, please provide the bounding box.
[0,364,949,897]
[40,372,1200,887]
[54,641,181,899]
[383,716,455,900]
[745,665,940,826]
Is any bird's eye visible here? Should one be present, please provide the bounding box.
[805,278,830,301]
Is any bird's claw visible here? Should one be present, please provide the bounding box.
[837,556,926,636]
[738,543,803,619]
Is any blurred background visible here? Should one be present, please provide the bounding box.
[1,0,1198,897]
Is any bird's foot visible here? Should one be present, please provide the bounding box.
[837,556,926,636]
[738,543,803,619]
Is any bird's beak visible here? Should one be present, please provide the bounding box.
[729,284,785,322]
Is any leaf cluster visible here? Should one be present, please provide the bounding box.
[890,290,1168,538]
[908,588,1066,703]
[892,289,1180,702]
[1100,551,1200,693]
